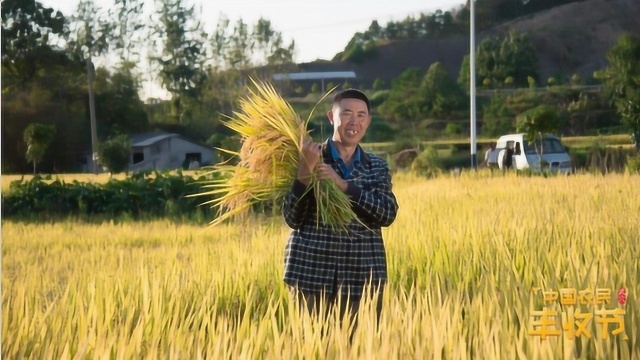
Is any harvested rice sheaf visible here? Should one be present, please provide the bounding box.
[195,79,358,233]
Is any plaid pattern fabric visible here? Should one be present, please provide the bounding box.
[282,141,399,299]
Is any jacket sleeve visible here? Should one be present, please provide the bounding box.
[344,161,399,227]
[282,179,313,230]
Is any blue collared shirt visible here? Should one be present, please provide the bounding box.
[328,138,360,179]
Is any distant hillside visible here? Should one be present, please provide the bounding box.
[297,0,640,88]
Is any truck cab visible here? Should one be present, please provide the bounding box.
[496,133,573,174]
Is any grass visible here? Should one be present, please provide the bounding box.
[2,171,639,359]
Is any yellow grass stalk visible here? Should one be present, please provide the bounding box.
[193,78,357,233]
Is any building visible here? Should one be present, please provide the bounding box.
[272,70,357,94]
[128,131,215,172]
[83,131,215,173]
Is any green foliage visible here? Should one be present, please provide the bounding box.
[372,78,386,91]
[626,152,640,174]
[460,32,539,90]
[516,105,562,144]
[310,83,319,94]
[379,63,465,124]
[411,146,442,178]
[369,90,389,108]
[444,123,463,136]
[482,95,515,136]
[340,41,377,64]
[153,0,208,124]
[570,73,582,86]
[362,117,397,143]
[97,134,131,174]
[504,76,514,87]
[422,62,465,118]
[23,123,56,173]
[1,171,217,220]
[598,33,640,149]
[378,67,423,124]
[1,0,67,86]
[207,131,241,164]
[94,66,149,136]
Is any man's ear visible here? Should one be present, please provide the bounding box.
[327,109,334,125]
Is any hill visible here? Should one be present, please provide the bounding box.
[297,0,640,88]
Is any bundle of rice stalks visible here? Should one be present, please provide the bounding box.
[193,78,357,233]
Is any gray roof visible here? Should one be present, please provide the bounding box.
[273,71,356,81]
[130,131,179,147]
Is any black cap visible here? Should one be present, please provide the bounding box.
[333,88,370,112]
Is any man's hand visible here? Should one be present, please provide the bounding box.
[316,163,348,193]
[297,137,322,185]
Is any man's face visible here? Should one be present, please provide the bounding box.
[328,98,371,147]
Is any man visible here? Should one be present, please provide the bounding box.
[282,88,399,327]
[482,142,499,171]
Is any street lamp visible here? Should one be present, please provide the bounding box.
[469,0,528,170]
[469,0,478,170]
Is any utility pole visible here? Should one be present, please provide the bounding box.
[469,0,478,170]
[87,58,99,174]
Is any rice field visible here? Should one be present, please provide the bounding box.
[2,172,639,359]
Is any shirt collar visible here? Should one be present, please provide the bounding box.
[328,138,360,164]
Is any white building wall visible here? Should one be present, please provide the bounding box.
[168,137,215,167]
[128,137,214,172]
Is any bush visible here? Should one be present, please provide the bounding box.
[411,146,443,178]
[1,171,219,221]
[444,123,463,136]
[97,135,131,174]
[627,152,640,174]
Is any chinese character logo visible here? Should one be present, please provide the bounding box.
[529,286,629,341]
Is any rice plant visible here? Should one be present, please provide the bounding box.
[2,172,639,359]
[192,78,356,233]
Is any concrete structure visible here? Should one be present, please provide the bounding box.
[128,131,215,172]
[273,71,357,93]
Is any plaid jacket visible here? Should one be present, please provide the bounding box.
[282,141,399,298]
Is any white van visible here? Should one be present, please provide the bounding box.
[496,133,573,174]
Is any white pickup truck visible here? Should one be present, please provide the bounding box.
[496,133,573,174]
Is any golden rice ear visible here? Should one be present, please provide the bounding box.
[189,77,357,232]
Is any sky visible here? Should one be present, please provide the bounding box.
[40,0,467,63]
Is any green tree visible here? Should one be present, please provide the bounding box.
[23,123,56,174]
[1,0,66,87]
[460,32,538,90]
[93,65,149,137]
[499,32,539,87]
[205,15,296,116]
[109,0,145,64]
[67,0,113,173]
[421,62,465,118]
[411,146,442,178]
[372,78,385,91]
[516,105,562,164]
[378,67,424,124]
[597,33,640,149]
[97,134,131,175]
[482,95,514,136]
[153,0,208,124]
